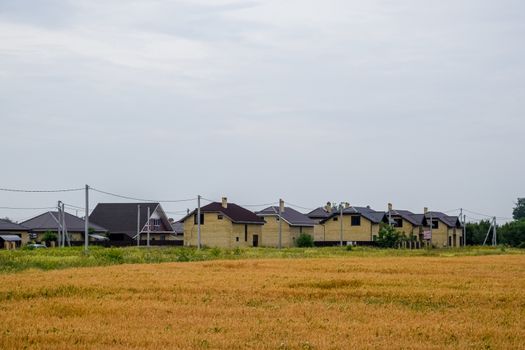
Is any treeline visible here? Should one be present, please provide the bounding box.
[466,198,525,247]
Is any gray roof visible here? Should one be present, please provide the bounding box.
[89,203,174,237]
[314,206,385,224]
[256,207,315,227]
[0,219,28,231]
[425,212,462,228]
[171,221,184,234]
[21,211,107,233]
[386,209,424,226]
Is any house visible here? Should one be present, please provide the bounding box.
[0,219,29,249]
[307,203,385,244]
[181,197,265,248]
[384,203,425,240]
[422,208,463,247]
[255,205,315,247]
[21,211,108,244]
[89,203,176,244]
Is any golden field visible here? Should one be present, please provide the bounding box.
[1,255,524,349]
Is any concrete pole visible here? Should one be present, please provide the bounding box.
[147,206,151,247]
[197,195,201,249]
[463,214,467,247]
[278,199,283,249]
[84,185,89,252]
[57,201,62,247]
[493,217,497,246]
[339,203,343,246]
[137,204,141,246]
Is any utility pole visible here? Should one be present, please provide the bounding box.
[429,210,433,247]
[460,208,464,247]
[137,205,141,247]
[278,199,283,249]
[339,203,343,247]
[197,195,201,249]
[463,213,467,247]
[493,217,497,246]
[61,201,70,247]
[147,206,151,247]
[84,184,89,252]
[57,201,62,247]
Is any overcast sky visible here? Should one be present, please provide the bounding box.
[1,0,523,223]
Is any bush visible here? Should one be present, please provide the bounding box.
[376,224,402,248]
[41,231,57,244]
[296,233,314,247]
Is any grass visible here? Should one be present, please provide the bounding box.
[0,254,523,349]
[0,245,523,273]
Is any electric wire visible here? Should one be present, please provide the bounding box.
[0,187,84,193]
[90,187,196,203]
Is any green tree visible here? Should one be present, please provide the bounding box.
[296,233,314,247]
[465,220,492,245]
[499,219,525,247]
[376,224,402,248]
[41,230,58,244]
[512,198,525,220]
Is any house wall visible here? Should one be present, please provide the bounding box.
[321,215,377,242]
[259,216,313,247]
[183,212,262,248]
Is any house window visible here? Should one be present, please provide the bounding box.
[333,217,338,221]
[194,213,204,225]
[431,219,438,229]
[160,235,166,240]
[299,226,303,234]
[244,225,248,242]
[351,216,361,226]
[393,218,403,228]
[236,237,239,242]
[152,219,161,231]
[218,215,223,220]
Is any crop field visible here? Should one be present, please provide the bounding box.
[0,252,524,349]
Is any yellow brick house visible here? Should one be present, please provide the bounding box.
[384,203,424,240]
[256,205,314,247]
[0,219,30,249]
[422,209,464,247]
[182,198,265,248]
[308,203,385,244]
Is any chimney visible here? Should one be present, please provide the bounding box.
[325,202,332,213]
[345,202,350,208]
[388,203,393,212]
[221,197,228,209]
[424,207,428,214]
[279,199,285,213]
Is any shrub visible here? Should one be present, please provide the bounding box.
[376,224,402,248]
[41,231,57,244]
[296,233,314,247]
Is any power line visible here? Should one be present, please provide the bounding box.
[0,206,56,210]
[286,202,315,211]
[241,202,279,208]
[0,187,84,193]
[90,187,196,203]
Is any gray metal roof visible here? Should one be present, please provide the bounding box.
[256,207,315,227]
[313,205,385,224]
[21,211,107,233]
[425,212,462,228]
[386,209,424,226]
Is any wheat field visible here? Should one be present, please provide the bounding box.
[1,255,524,349]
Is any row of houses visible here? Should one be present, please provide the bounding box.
[0,198,463,249]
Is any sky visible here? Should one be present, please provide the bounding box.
[0,0,524,223]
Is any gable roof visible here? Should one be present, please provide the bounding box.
[181,202,265,225]
[386,209,424,226]
[256,207,315,227]
[425,212,462,228]
[89,203,174,237]
[21,211,107,232]
[0,219,28,232]
[315,206,385,224]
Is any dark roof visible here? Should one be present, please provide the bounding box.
[21,211,107,232]
[171,221,184,234]
[182,202,264,225]
[89,203,174,237]
[256,207,315,227]
[0,219,28,231]
[425,212,462,228]
[316,206,385,224]
[386,209,424,226]
[307,207,335,219]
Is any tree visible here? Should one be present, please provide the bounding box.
[296,233,314,247]
[512,198,525,220]
[376,224,402,248]
[41,230,58,244]
[465,220,492,245]
[499,219,525,247]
